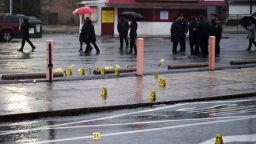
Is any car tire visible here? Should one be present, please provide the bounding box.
[1,30,13,42]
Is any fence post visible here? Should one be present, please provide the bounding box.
[137,38,144,76]
[46,40,54,82]
[209,36,215,71]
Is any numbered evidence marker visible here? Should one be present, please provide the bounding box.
[101,68,106,75]
[66,67,72,76]
[150,89,156,102]
[215,134,223,144]
[154,73,159,79]
[115,68,120,76]
[158,77,166,88]
[101,87,107,97]
[92,132,101,141]
[78,67,85,76]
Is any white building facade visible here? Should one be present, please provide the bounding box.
[80,0,225,36]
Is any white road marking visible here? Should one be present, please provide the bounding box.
[35,115,256,144]
[27,115,255,131]
[199,134,256,144]
[1,99,255,136]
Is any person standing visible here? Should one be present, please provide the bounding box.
[198,16,210,58]
[117,17,129,48]
[18,18,36,52]
[246,18,256,51]
[87,18,100,53]
[129,19,138,55]
[188,16,200,55]
[171,16,188,55]
[210,15,222,57]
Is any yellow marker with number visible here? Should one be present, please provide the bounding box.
[115,68,120,76]
[66,67,72,76]
[101,87,107,97]
[125,64,129,68]
[95,65,99,70]
[78,67,85,76]
[159,77,166,88]
[92,132,101,140]
[215,134,223,144]
[101,68,106,75]
[150,89,156,102]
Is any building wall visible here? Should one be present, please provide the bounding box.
[229,5,256,15]
[82,0,223,36]
[40,0,79,25]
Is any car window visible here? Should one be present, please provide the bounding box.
[6,16,18,23]
[0,16,3,23]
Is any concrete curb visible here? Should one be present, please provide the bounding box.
[1,92,256,122]
[0,64,256,85]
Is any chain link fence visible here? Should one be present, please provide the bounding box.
[223,14,250,33]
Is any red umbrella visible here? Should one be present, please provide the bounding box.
[73,7,94,15]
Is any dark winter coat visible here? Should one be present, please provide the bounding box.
[21,20,30,38]
[198,20,210,38]
[171,19,188,41]
[117,19,129,33]
[129,21,138,38]
[189,20,199,43]
[210,21,222,38]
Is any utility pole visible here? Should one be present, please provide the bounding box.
[10,0,12,14]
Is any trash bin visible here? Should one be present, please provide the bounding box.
[28,16,42,38]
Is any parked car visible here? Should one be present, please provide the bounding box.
[0,14,21,42]
[0,14,42,42]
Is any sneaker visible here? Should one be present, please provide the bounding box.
[246,48,251,51]
[78,49,83,52]
[17,49,23,52]
[31,47,36,52]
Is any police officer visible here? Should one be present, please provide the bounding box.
[198,16,210,58]
[18,18,36,52]
[210,14,222,57]
[129,19,138,55]
[171,16,188,55]
[189,16,200,55]
[117,17,129,48]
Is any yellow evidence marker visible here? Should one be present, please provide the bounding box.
[150,89,156,102]
[115,68,120,76]
[92,132,101,141]
[66,67,72,76]
[159,77,166,88]
[215,134,223,144]
[101,87,107,97]
[78,67,85,76]
[101,68,106,75]
[154,73,159,79]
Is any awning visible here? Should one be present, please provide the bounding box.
[106,0,225,6]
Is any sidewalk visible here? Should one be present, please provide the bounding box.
[0,67,255,120]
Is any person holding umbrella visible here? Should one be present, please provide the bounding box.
[246,18,256,51]
[129,18,138,55]
[18,18,36,52]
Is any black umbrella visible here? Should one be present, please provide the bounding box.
[240,12,256,30]
[119,11,143,20]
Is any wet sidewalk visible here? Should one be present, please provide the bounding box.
[0,67,255,120]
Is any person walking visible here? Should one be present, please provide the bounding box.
[79,18,90,52]
[210,15,222,57]
[129,19,138,55]
[18,18,36,52]
[87,18,100,53]
[246,18,256,51]
[198,16,210,58]
[117,17,129,48]
[188,16,200,55]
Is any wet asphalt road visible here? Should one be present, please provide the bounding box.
[0,96,255,144]
[0,34,256,76]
